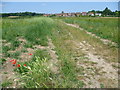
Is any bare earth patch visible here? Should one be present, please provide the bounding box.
[73,40,118,88]
[45,38,59,74]
[63,23,118,88]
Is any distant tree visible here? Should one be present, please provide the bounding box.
[88,10,96,16]
[61,11,64,13]
[103,7,112,16]
[2,12,43,17]
[49,14,56,17]
[114,10,119,17]
[96,10,103,13]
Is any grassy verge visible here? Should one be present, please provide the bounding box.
[50,20,85,87]
[56,17,118,44]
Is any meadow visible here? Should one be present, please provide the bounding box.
[56,17,118,44]
[1,16,119,88]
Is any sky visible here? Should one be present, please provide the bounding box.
[1,2,119,13]
[1,0,120,2]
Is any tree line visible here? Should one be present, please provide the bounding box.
[88,7,119,17]
[1,7,120,17]
[1,12,43,17]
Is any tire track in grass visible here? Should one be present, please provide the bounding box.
[50,28,85,87]
[45,37,59,74]
[65,22,117,47]
[63,22,118,88]
[73,40,118,88]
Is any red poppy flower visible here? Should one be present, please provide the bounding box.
[17,64,21,67]
[10,59,15,62]
[29,53,32,55]
[12,60,17,64]
[24,64,27,66]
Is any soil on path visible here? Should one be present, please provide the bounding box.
[73,40,118,88]
[64,22,118,88]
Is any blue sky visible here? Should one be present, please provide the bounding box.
[2,2,118,13]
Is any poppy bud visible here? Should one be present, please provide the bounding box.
[17,64,21,67]
[29,53,32,55]
[24,64,27,66]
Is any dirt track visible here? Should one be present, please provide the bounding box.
[65,23,118,88]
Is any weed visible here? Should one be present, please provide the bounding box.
[10,51,21,59]
[23,42,33,49]
[32,49,51,61]
[4,72,8,74]
[4,52,11,57]
[100,83,104,88]
[21,48,28,53]
[2,46,10,53]
[1,81,13,87]
[11,40,21,47]
[0,58,7,65]
[15,57,54,88]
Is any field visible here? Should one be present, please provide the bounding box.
[0,17,119,88]
[55,17,119,44]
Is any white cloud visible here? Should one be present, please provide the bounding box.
[1,0,119,2]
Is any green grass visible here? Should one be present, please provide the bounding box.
[2,46,11,53]
[21,48,28,53]
[3,51,21,59]
[32,49,51,61]
[11,40,21,48]
[15,57,55,88]
[57,17,118,44]
[0,58,7,65]
[50,21,85,87]
[2,17,118,88]
[23,42,34,49]
[2,17,55,46]
[1,81,13,87]
[10,51,21,59]
[100,83,105,88]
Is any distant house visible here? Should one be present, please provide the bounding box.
[75,12,81,17]
[62,13,68,17]
[70,13,76,17]
[43,14,50,17]
[67,13,72,16]
[44,11,102,17]
[55,13,62,17]
[82,12,87,16]
[88,12,94,16]
[95,13,102,16]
